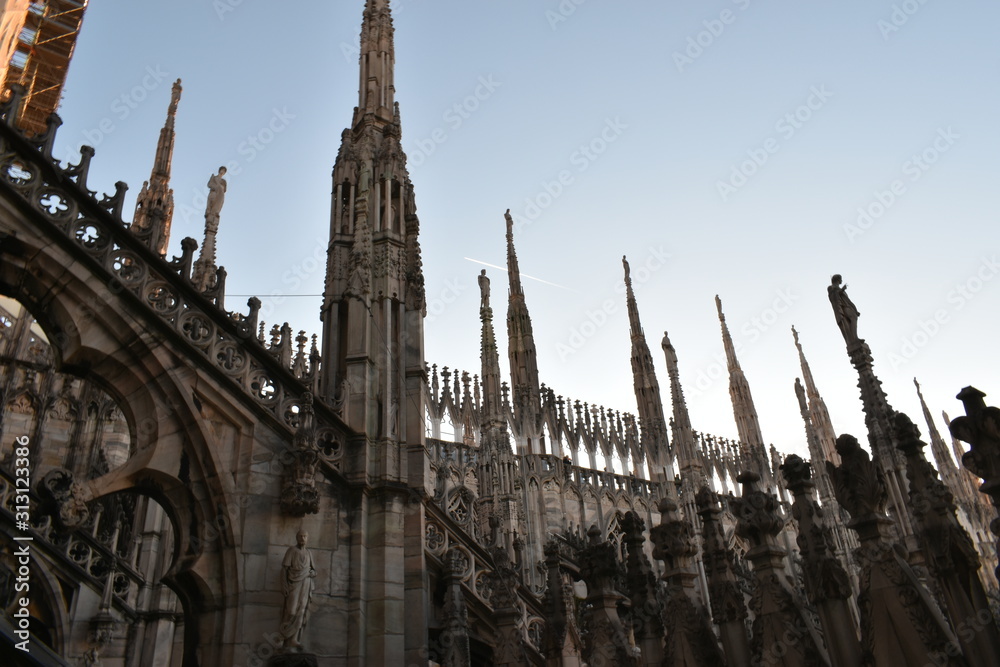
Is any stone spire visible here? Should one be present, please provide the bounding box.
[662,331,704,499]
[504,209,543,454]
[826,275,914,540]
[792,326,839,465]
[477,269,522,559]
[621,255,672,481]
[354,0,395,127]
[913,379,964,495]
[479,270,504,424]
[715,295,769,484]
[132,78,181,256]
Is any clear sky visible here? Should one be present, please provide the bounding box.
[51,0,1000,462]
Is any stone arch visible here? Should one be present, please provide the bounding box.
[0,229,240,665]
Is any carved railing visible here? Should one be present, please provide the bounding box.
[0,464,144,617]
[0,93,348,460]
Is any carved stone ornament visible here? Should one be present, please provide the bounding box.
[39,467,90,529]
[281,394,321,516]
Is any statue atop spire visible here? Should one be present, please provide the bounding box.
[826,275,915,540]
[478,269,490,311]
[828,274,861,346]
[192,167,227,292]
[132,78,181,256]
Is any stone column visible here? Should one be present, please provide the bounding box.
[540,540,583,666]
[488,547,529,667]
[440,548,471,667]
[732,471,830,667]
[578,525,639,666]
[780,455,861,667]
[696,487,751,667]
[650,498,726,667]
[621,510,664,666]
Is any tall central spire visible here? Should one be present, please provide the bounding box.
[318,2,428,662]
[354,0,396,127]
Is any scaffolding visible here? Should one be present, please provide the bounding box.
[1,0,87,135]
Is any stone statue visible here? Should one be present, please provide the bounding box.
[205,166,227,228]
[478,269,490,309]
[278,529,316,651]
[827,274,860,344]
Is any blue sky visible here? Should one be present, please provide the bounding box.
[51,0,1000,461]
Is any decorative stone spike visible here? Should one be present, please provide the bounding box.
[37,112,63,161]
[894,412,1000,666]
[168,237,197,279]
[781,455,861,667]
[98,181,128,226]
[827,434,964,666]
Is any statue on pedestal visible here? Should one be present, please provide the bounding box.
[278,529,316,651]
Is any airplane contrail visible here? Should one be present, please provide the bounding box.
[463,257,578,292]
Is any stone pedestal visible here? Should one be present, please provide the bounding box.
[269,653,318,667]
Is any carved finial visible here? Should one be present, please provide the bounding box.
[169,79,182,115]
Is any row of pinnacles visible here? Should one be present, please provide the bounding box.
[493,268,1000,666]
[430,199,1000,664]
[489,406,1000,667]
